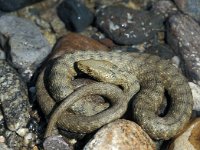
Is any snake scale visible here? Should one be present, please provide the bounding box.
[36,51,193,140]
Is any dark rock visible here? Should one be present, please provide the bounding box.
[0,15,51,82]
[167,14,200,84]
[152,0,178,18]
[0,60,30,131]
[0,0,42,12]
[96,5,164,45]
[57,0,94,32]
[145,44,175,59]
[174,0,200,22]
[43,135,72,150]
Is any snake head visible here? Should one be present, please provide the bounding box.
[77,59,140,95]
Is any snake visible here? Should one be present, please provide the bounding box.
[36,51,193,140]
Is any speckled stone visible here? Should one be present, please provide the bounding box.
[84,119,156,150]
[0,109,5,135]
[96,5,164,45]
[152,0,178,18]
[189,82,200,111]
[169,118,200,150]
[167,14,200,85]
[0,15,51,81]
[43,135,72,150]
[0,60,30,131]
[174,0,200,22]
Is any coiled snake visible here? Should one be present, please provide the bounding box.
[36,51,193,140]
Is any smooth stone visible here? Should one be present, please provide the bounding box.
[0,109,5,135]
[167,14,200,85]
[96,5,164,45]
[0,60,30,131]
[0,143,11,150]
[174,0,200,22]
[84,119,156,150]
[189,82,200,111]
[0,0,42,12]
[0,15,51,81]
[57,0,94,32]
[169,118,200,150]
[43,135,72,150]
[48,33,110,60]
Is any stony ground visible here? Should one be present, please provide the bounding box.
[0,0,199,150]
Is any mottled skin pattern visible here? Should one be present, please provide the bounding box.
[36,51,193,140]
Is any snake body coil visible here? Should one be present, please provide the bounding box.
[36,51,193,140]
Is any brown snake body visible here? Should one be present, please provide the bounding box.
[36,51,193,140]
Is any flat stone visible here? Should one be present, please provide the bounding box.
[0,60,30,131]
[0,15,51,81]
[84,119,156,150]
[0,0,41,12]
[167,14,200,85]
[174,0,200,22]
[169,118,200,150]
[96,5,164,45]
[57,0,94,32]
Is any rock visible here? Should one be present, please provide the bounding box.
[0,60,30,131]
[4,131,24,150]
[0,143,11,150]
[189,82,200,111]
[145,44,176,59]
[0,15,51,81]
[152,0,178,18]
[57,0,94,32]
[43,135,72,150]
[0,0,42,12]
[49,33,109,59]
[174,0,200,22]
[0,110,5,135]
[96,5,164,45]
[167,14,200,85]
[84,119,156,150]
[169,118,200,150]
[0,49,5,60]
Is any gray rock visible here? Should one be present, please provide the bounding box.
[96,5,164,45]
[0,60,30,131]
[189,82,200,111]
[0,109,5,135]
[0,15,51,81]
[167,14,200,84]
[0,143,12,150]
[0,49,5,60]
[43,135,72,150]
[174,0,200,23]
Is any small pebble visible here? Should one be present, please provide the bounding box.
[84,119,156,150]
[43,135,72,150]
[57,0,94,32]
[169,118,200,150]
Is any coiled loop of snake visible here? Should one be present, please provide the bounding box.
[36,51,193,140]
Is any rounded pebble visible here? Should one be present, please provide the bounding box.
[169,118,200,150]
[84,119,156,150]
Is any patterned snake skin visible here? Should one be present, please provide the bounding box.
[36,51,193,140]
